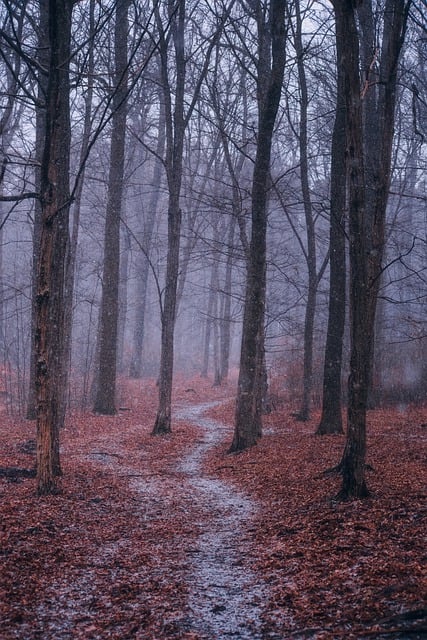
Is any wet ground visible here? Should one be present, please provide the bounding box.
[175,402,269,639]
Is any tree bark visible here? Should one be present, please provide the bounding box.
[93,0,129,415]
[316,0,347,436]
[293,0,318,422]
[152,0,186,435]
[60,0,95,424]
[36,0,73,495]
[336,0,409,499]
[230,0,287,452]
[219,217,236,382]
[129,89,166,379]
[26,0,49,421]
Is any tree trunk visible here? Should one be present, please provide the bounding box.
[129,90,166,379]
[36,0,73,495]
[152,0,186,434]
[294,0,318,422]
[316,0,347,436]
[219,217,236,382]
[230,0,287,453]
[93,0,129,415]
[26,0,49,421]
[152,0,234,434]
[117,223,131,373]
[336,0,409,499]
[60,0,95,424]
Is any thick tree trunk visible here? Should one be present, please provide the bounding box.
[230,0,287,452]
[336,0,408,499]
[36,0,72,495]
[93,0,129,415]
[316,2,347,436]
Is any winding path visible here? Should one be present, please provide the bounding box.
[175,402,268,639]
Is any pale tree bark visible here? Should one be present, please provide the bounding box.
[93,0,129,415]
[336,0,410,500]
[230,0,287,452]
[316,0,347,436]
[36,0,73,495]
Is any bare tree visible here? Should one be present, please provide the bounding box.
[93,0,130,415]
[153,0,234,434]
[230,0,287,452]
[335,0,410,499]
[316,1,347,436]
[35,0,73,494]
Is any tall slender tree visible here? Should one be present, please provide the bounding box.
[230,0,287,452]
[153,0,235,434]
[93,0,130,415]
[292,0,328,421]
[316,0,347,436]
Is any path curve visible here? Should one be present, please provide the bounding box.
[175,401,269,639]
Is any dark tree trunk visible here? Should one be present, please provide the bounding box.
[117,223,131,373]
[336,0,409,499]
[219,217,236,383]
[60,0,95,424]
[93,0,129,415]
[294,0,318,422]
[152,0,234,434]
[230,0,287,453]
[26,0,49,421]
[129,91,166,379]
[316,0,347,436]
[36,0,73,495]
[153,0,186,435]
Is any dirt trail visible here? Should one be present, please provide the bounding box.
[175,401,269,639]
[25,400,274,639]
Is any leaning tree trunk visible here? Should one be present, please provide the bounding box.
[93,0,129,415]
[230,0,287,452]
[316,0,347,436]
[36,0,73,495]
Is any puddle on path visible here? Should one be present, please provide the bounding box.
[175,402,270,639]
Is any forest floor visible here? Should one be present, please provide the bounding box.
[0,375,426,640]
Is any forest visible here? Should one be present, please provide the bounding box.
[0,0,426,638]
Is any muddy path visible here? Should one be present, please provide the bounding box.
[175,402,270,639]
